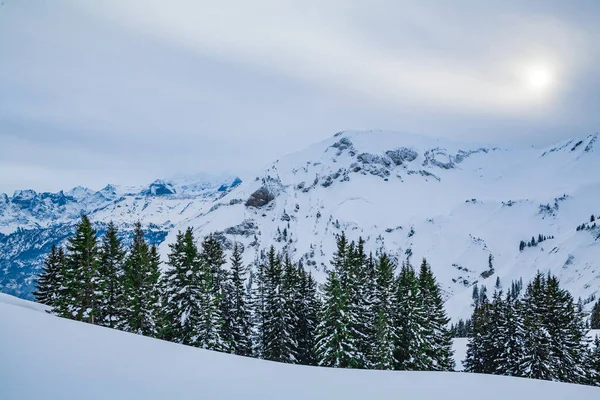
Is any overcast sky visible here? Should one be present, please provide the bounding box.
[1,0,599,194]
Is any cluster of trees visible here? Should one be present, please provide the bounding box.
[450,319,472,338]
[34,216,454,372]
[519,234,554,251]
[576,214,598,231]
[316,234,454,370]
[464,272,600,386]
[33,217,163,334]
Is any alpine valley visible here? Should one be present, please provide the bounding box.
[2,130,599,320]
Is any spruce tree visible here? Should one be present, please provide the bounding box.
[64,214,99,323]
[316,270,357,367]
[372,253,396,370]
[251,257,267,358]
[96,222,126,328]
[200,234,230,351]
[418,258,455,371]
[196,238,226,351]
[262,248,295,363]
[296,268,320,366]
[33,245,64,308]
[496,292,524,376]
[316,233,361,368]
[464,291,494,373]
[162,228,203,345]
[519,273,552,380]
[228,243,253,356]
[393,262,427,370]
[544,274,587,383]
[591,300,600,329]
[122,223,161,336]
[586,336,600,386]
[346,238,373,368]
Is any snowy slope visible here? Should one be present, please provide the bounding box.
[0,294,598,400]
[0,174,241,298]
[164,130,600,320]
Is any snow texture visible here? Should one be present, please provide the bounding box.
[0,294,598,400]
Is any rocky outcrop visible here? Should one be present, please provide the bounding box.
[245,187,276,208]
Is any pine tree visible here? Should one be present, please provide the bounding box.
[316,269,357,367]
[344,238,371,369]
[296,268,320,366]
[418,258,455,371]
[591,300,600,329]
[200,234,231,351]
[393,262,427,370]
[520,273,552,380]
[33,245,64,308]
[544,274,587,383]
[196,237,226,351]
[201,234,227,294]
[372,253,396,370]
[262,248,295,363]
[496,292,524,376]
[162,228,203,345]
[64,214,99,323]
[464,293,493,373]
[96,222,126,328]
[316,233,361,367]
[121,223,161,336]
[251,257,267,358]
[586,336,600,386]
[228,243,253,357]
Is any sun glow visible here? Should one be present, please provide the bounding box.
[522,64,556,93]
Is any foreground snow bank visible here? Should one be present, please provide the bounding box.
[0,296,597,400]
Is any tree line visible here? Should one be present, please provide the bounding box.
[33,215,454,372]
[464,272,600,386]
[33,215,599,385]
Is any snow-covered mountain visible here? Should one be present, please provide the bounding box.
[160,130,600,320]
[1,293,598,399]
[0,174,242,298]
[2,130,599,320]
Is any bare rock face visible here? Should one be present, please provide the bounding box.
[385,148,418,165]
[245,187,275,208]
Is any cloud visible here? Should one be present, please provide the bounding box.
[0,0,599,193]
[81,0,594,113]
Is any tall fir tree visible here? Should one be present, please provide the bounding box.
[295,268,320,366]
[121,223,161,337]
[464,291,494,373]
[316,233,361,368]
[200,234,230,351]
[262,248,295,363]
[372,253,396,370]
[96,222,126,328]
[591,300,600,330]
[64,214,99,323]
[195,258,226,351]
[251,257,268,358]
[228,243,253,356]
[543,274,588,383]
[33,245,65,308]
[393,262,427,370]
[162,228,203,345]
[418,258,455,371]
[586,336,600,386]
[518,273,552,380]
